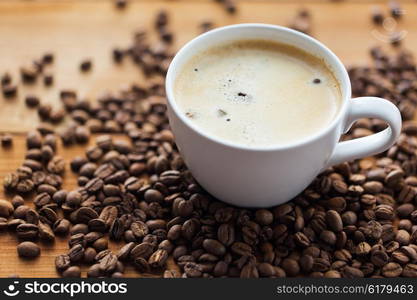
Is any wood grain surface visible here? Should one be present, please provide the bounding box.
[0,0,416,277]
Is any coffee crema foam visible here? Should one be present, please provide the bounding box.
[174,39,342,147]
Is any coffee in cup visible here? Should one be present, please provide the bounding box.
[174,39,342,147]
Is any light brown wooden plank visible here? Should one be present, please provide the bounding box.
[0,0,416,277]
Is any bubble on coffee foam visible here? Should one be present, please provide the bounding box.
[216,74,255,105]
[240,121,262,145]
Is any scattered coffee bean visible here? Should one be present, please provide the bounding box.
[80,59,92,72]
[62,266,81,278]
[2,84,17,98]
[389,1,402,19]
[115,0,128,10]
[17,241,40,258]
[371,6,384,25]
[43,73,54,86]
[25,95,40,108]
[0,199,14,218]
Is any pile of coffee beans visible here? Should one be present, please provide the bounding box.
[2,7,417,278]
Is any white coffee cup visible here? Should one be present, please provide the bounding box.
[165,24,402,208]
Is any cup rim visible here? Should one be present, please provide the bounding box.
[165,23,351,152]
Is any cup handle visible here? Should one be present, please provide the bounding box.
[325,96,402,169]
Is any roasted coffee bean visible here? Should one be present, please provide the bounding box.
[75,126,90,144]
[257,262,276,277]
[83,247,97,264]
[16,179,35,194]
[85,178,103,193]
[181,218,200,240]
[173,197,193,217]
[16,223,39,240]
[356,242,371,256]
[11,196,24,208]
[99,253,118,273]
[24,206,40,225]
[17,241,40,258]
[163,269,181,278]
[117,242,135,261]
[397,203,414,217]
[131,221,149,239]
[41,145,54,162]
[1,134,13,147]
[84,231,103,245]
[217,223,235,246]
[115,0,128,9]
[8,219,25,230]
[39,222,55,241]
[87,264,102,278]
[62,266,81,278]
[402,264,417,277]
[43,73,53,86]
[294,232,310,248]
[1,72,11,86]
[371,6,384,25]
[231,242,252,256]
[38,104,51,120]
[281,258,300,276]
[240,262,259,278]
[320,230,336,246]
[92,237,108,251]
[325,210,343,232]
[86,146,103,161]
[255,209,274,225]
[148,249,168,268]
[99,206,118,229]
[371,250,389,267]
[88,218,106,232]
[184,262,203,278]
[396,229,411,245]
[382,262,403,277]
[53,219,70,235]
[203,239,226,257]
[68,244,84,262]
[66,191,82,207]
[133,257,150,273]
[109,218,124,240]
[71,207,99,224]
[2,84,17,98]
[55,254,71,271]
[0,199,14,218]
[69,233,86,248]
[20,65,38,83]
[3,172,19,190]
[47,156,66,174]
[80,59,92,72]
[70,156,87,173]
[37,184,57,196]
[167,224,181,241]
[26,131,42,149]
[34,192,51,208]
[23,159,42,171]
[312,258,330,273]
[14,205,30,220]
[342,266,364,278]
[144,189,164,203]
[131,242,154,260]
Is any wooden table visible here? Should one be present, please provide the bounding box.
[0,0,416,278]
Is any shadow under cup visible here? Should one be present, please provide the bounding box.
[165,24,353,208]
